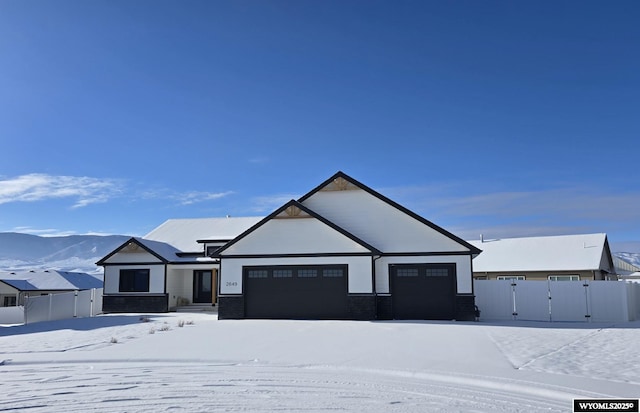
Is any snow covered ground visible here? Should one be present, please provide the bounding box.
[1,313,639,412]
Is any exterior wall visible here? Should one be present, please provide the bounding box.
[220,256,373,295]
[221,218,372,256]
[0,283,19,306]
[103,294,168,313]
[165,264,219,309]
[473,270,598,281]
[103,264,165,294]
[375,255,474,294]
[302,189,470,253]
[166,268,192,309]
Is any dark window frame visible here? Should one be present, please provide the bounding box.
[119,269,150,292]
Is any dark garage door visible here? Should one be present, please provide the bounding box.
[244,265,348,319]
[390,264,456,320]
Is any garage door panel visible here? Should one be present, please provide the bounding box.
[391,264,456,320]
[244,265,348,319]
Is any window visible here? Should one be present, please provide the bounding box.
[247,270,268,279]
[119,269,150,292]
[396,268,419,277]
[497,275,525,281]
[548,275,580,281]
[425,268,449,277]
[273,269,293,278]
[298,269,318,278]
[323,268,344,278]
[2,296,16,307]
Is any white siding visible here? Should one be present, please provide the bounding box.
[165,269,192,309]
[222,218,372,256]
[103,250,162,264]
[103,265,165,294]
[0,282,18,296]
[375,255,473,294]
[220,256,372,294]
[302,190,469,253]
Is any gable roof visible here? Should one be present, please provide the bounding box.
[0,270,102,291]
[96,237,179,265]
[469,233,613,273]
[213,200,382,257]
[144,217,263,252]
[299,171,481,255]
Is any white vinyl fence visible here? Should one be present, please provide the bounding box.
[474,280,640,323]
[0,288,103,325]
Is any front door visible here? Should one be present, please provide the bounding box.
[193,270,213,304]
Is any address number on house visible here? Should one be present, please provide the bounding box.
[225,282,238,287]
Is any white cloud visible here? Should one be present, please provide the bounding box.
[250,194,299,213]
[0,174,122,208]
[176,191,234,206]
[383,183,640,240]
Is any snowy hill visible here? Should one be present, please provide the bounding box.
[615,252,640,268]
[0,232,130,274]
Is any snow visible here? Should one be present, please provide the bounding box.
[2,314,639,412]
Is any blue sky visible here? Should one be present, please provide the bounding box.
[1,1,639,250]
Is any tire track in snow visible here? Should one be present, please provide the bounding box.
[1,360,588,412]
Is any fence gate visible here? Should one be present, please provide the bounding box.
[474,280,637,323]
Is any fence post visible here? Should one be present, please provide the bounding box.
[24,295,28,325]
[547,281,552,322]
[583,281,591,322]
[511,283,518,320]
[48,293,53,321]
[90,288,95,317]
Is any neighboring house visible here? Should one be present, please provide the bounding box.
[0,270,103,307]
[614,256,640,282]
[213,171,481,321]
[469,233,616,281]
[97,217,262,312]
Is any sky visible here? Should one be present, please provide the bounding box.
[1,0,639,250]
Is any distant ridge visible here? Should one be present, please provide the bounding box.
[0,232,130,274]
[1,232,639,275]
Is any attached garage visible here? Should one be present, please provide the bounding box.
[216,172,482,321]
[390,264,456,320]
[244,265,348,319]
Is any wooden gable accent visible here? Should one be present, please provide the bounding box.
[274,204,311,219]
[320,176,358,192]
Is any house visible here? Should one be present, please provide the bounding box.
[469,233,616,281]
[97,217,262,312]
[0,270,103,307]
[213,171,481,321]
[614,255,640,283]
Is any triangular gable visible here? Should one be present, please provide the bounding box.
[299,171,481,255]
[96,237,175,265]
[600,235,615,273]
[213,200,381,257]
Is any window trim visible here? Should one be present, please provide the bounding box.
[496,275,526,281]
[119,269,151,292]
[548,274,580,281]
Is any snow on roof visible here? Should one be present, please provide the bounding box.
[144,217,263,252]
[133,237,183,262]
[0,270,103,291]
[469,233,609,273]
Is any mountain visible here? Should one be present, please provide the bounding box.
[1,231,639,276]
[0,233,130,274]
[615,252,640,269]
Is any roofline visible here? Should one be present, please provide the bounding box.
[96,237,169,266]
[298,171,482,255]
[213,199,382,257]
